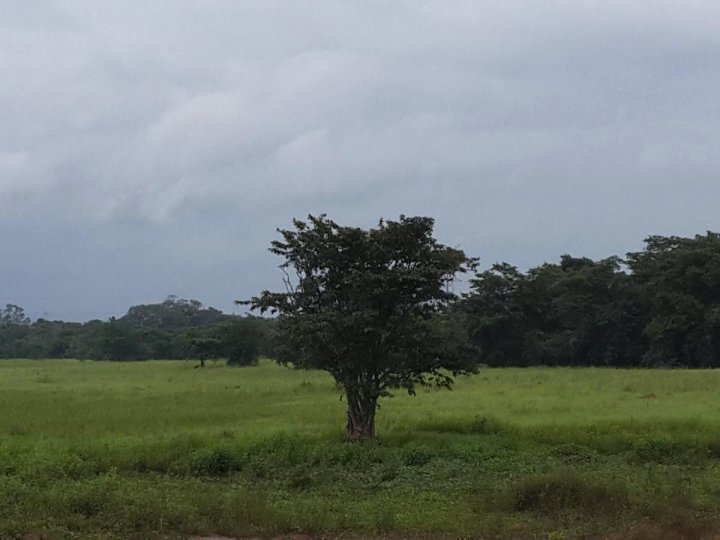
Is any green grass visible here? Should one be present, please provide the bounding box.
[2,360,720,538]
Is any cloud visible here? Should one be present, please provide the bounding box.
[1,0,719,319]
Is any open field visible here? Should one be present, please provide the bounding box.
[2,360,720,538]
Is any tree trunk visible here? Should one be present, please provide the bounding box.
[345,389,378,441]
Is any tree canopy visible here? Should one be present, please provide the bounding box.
[0,298,275,363]
[626,232,720,367]
[5,229,720,374]
[245,214,477,440]
[459,232,720,368]
[0,304,31,327]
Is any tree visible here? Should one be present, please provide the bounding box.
[186,336,222,367]
[627,232,720,367]
[460,256,647,367]
[217,316,267,366]
[244,215,477,440]
[460,263,528,366]
[96,319,142,361]
[122,296,227,329]
[0,304,31,327]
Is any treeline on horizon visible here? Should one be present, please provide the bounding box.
[459,231,720,368]
[0,296,275,364]
[2,231,720,368]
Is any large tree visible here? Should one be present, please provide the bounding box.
[460,255,647,367]
[627,232,720,367]
[244,215,476,440]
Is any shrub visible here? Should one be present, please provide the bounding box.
[632,437,684,463]
[509,471,627,516]
[551,443,597,463]
[189,449,238,477]
[403,446,437,467]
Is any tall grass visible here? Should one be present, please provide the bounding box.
[1,360,720,538]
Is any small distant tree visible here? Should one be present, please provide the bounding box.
[218,317,265,366]
[244,215,476,440]
[0,304,31,327]
[186,337,222,367]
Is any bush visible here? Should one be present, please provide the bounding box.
[551,443,597,463]
[509,471,627,516]
[189,449,238,477]
[632,437,684,463]
[403,446,438,467]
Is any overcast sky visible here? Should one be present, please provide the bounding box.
[1,1,719,321]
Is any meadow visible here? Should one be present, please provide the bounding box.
[2,360,720,539]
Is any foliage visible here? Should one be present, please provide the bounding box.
[217,316,271,366]
[5,230,720,369]
[460,256,646,366]
[627,232,720,367]
[0,303,31,327]
[122,295,227,329]
[246,214,477,439]
[0,297,274,363]
[461,232,720,367]
[509,471,627,516]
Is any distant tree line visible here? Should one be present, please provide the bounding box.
[457,232,720,368]
[3,232,720,368]
[0,296,276,364]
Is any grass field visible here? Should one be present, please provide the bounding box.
[2,360,720,539]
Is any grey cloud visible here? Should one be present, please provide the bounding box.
[1,0,719,319]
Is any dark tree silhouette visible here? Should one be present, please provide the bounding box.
[244,214,476,440]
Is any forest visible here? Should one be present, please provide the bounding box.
[3,230,719,368]
[0,296,275,364]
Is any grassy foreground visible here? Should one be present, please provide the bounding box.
[2,360,720,538]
